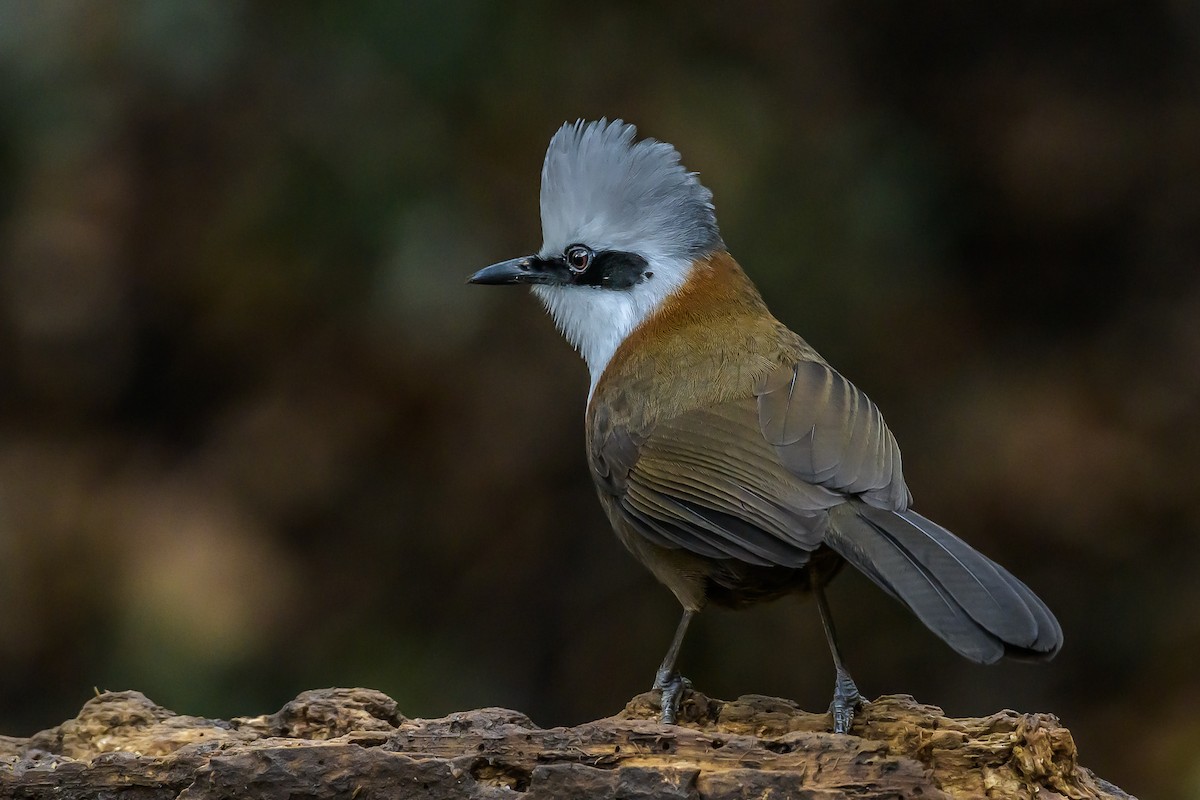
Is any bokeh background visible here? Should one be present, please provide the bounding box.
[0,2,1197,797]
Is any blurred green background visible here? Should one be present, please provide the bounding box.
[0,2,1197,797]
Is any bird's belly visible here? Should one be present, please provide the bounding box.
[603,492,845,611]
[608,515,713,611]
[702,547,845,609]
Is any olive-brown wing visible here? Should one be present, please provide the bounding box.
[596,399,843,568]
[755,360,912,511]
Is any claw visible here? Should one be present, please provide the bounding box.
[653,668,692,725]
[829,666,863,734]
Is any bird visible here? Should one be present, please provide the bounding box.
[468,119,1062,733]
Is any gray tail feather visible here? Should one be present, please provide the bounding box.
[826,503,1062,664]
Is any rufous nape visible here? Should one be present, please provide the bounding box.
[469,119,1062,732]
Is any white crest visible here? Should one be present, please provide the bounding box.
[531,119,722,398]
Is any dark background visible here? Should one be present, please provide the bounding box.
[1,3,1197,797]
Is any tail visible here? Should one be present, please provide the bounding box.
[825,502,1062,664]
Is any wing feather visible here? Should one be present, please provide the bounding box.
[591,358,912,568]
[756,360,911,509]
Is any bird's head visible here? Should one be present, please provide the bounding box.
[469,119,723,390]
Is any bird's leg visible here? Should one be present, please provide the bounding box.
[814,579,862,734]
[652,609,695,724]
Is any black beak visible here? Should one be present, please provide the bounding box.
[468,256,546,286]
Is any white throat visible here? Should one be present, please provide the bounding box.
[532,257,693,401]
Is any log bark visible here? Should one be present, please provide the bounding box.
[0,687,1133,799]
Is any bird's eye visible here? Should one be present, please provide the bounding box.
[564,244,593,273]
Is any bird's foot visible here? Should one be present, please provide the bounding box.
[828,666,863,734]
[653,668,692,725]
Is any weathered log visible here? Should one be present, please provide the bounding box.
[0,687,1132,799]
